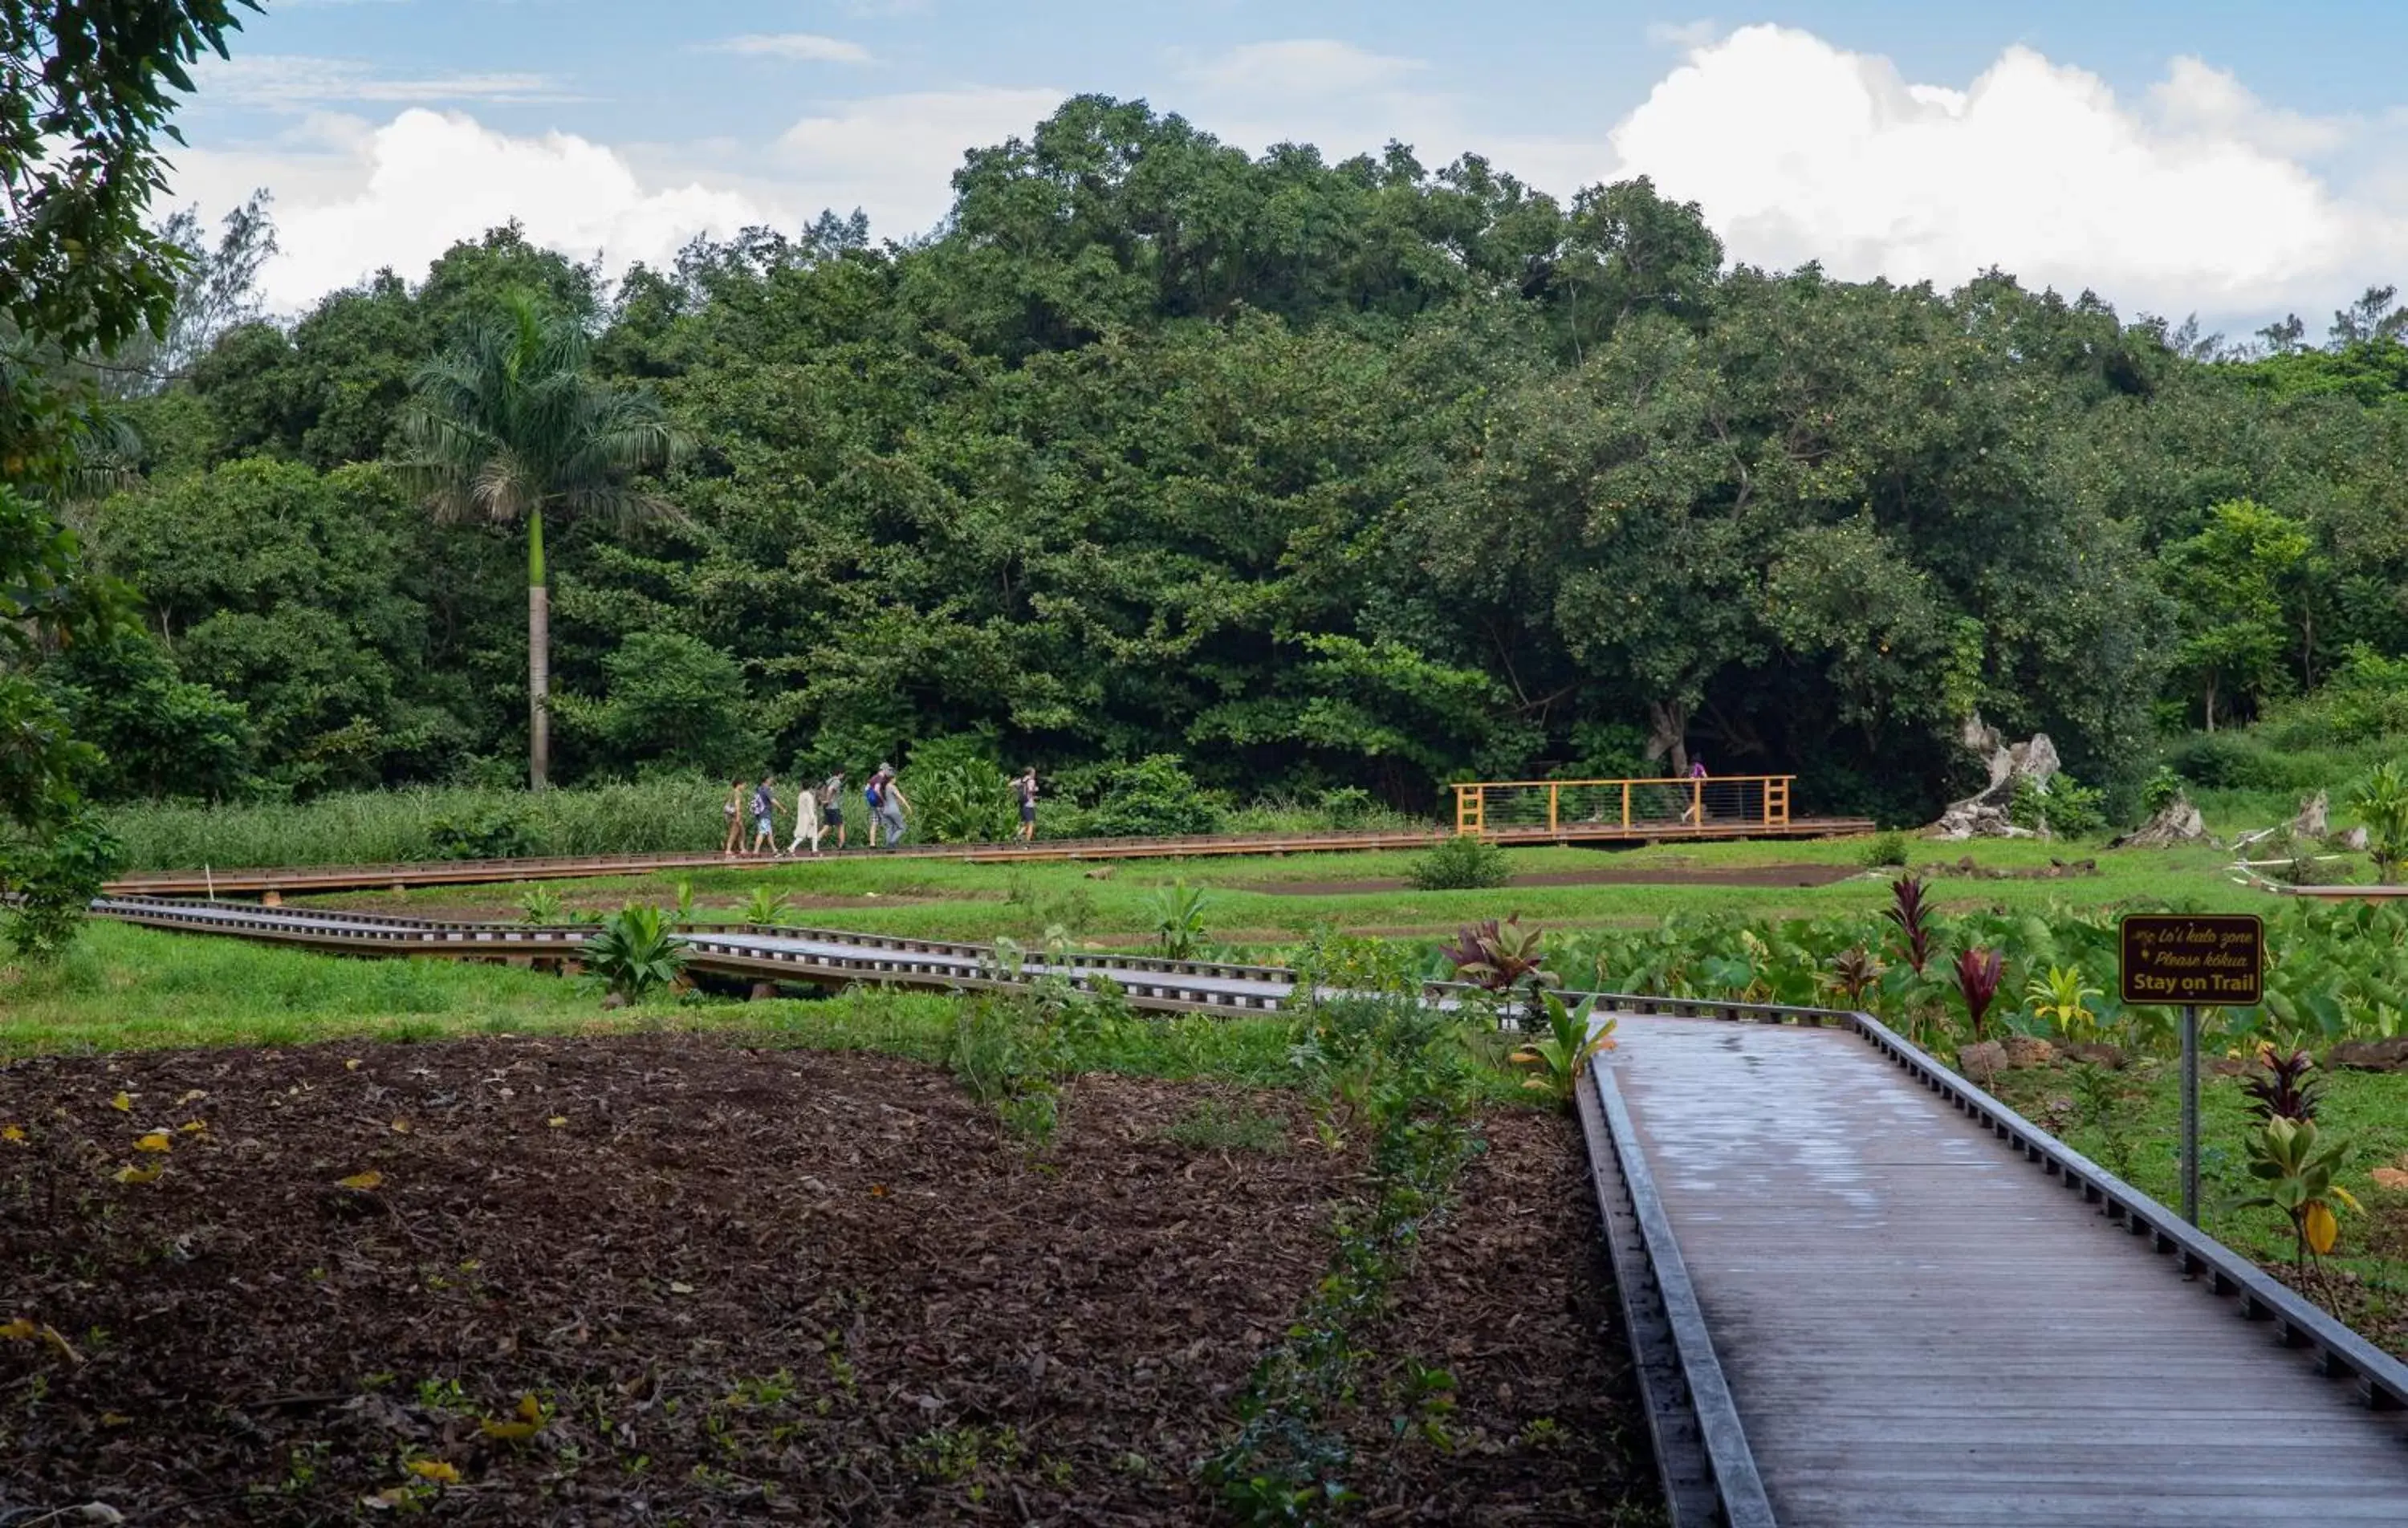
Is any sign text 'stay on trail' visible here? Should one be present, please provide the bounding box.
[2117,914,2265,1007]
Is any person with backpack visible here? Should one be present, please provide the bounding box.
[1013,766,1039,843]
[748,774,782,856]
[868,762,909,848]
[863,771,884,848]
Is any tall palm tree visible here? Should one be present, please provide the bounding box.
[401,295,685,790]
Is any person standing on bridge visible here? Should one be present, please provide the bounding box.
[1681,756,1709,826]
[1013,766,1039,843]
[748,774,783,857]
[722,778,746,855]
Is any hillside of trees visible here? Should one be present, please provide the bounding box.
[49,96,2408,824]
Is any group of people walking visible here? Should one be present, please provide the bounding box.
[719,763,1041,856]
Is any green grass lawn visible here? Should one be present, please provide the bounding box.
[299,832,2271,950]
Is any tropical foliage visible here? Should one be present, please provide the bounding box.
[43,94,2408,831]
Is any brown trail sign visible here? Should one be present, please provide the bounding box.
[2117,912,2267,1227]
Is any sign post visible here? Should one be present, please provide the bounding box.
[2117,913,2264,1226]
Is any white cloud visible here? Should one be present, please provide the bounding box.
[700,33,873,64]
[1645,19,1721,49]
[772,87,1064,234]
[172,110,770,308]
[1607,24,2402,316]
[196,53,567,108]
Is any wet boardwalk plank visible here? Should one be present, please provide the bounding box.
[1605,1015,2408,1527]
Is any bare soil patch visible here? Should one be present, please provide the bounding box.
[0,1038,1643,1523]
[308,884,960,922]
[1254,863,1861,896]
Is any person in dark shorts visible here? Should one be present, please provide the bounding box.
[819,771,847,850]
[1014,766,1039,842]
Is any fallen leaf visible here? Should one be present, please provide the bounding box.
[546,1116,567,1128]
[2371,1166,2408,1191]
[1,1124,23,1143]
[109,1092,132,1113]
[669,1281,694,1294]
[363,1486,410,1509]
[113,1164,165,1185]
[391,1120,410,1134]
[480,1393,547,1441]
[176,1090,206,1105]
[870,1184,888,1197]
[101,1411,132,1426]
[406,1459,459,1484]
[345,1059,361,1071]
[178,1120,207,1134]
[0,1317,35,1340]
[133,1132,171,1153]
[337,1171,384,1192]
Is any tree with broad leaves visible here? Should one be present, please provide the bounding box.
[400,294,686,790]
[1,1,258,954]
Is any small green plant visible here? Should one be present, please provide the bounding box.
[1858,829,1911,868]
[1164,1099,1291,1154]
[1408,833,1513,891]
[1509,991,1617,1107]
[516,884,566,925]
[2007,771,2105,838]
[672,880,698,924]
[2068,1063,2138,1179]
[2240,1115,2360,1274]
[742,886,792,925]
[2024,965,2102,1045]
[1440,915,1557,1027]
[581,904,687,1004]
[1149,880,1213,961]
[2349,761,2408,884]
[1825,945,1882,1007]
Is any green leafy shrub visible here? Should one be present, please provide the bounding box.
[2164,733,2317,793]
[2141,766,2185,815]
[1409,833,1512,891]
[1149,880,1213,960]
[905,737,1017,843]
[426,807,541,860]
[580,904,686,1003]
[2348,760,2408,883]
[2007,771,2106,837]
[2,813,122,961]
[1858,829,1911,868]
[1086,755,1221,839]
[555,631,765,778]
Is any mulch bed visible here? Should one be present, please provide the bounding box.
[0,1039,1647,1523]
[1255,864,1860,895]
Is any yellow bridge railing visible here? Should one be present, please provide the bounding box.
[1452,774,1794,836]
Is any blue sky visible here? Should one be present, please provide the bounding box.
[172,2,2408,329]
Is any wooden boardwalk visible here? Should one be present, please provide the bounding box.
[1599,1015,2408,1526]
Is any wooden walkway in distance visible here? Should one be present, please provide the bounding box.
[1598,1014,2408,1525]
[100,816,1872,897]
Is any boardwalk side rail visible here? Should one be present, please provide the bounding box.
[1845,1007,2408,1414]
[1579,1055,1777,1528]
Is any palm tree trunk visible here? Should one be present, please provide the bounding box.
[528,506,550,791]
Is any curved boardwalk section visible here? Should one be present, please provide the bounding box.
[1601,1014,2408,1526]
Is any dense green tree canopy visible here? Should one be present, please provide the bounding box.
[58,96,2408,823]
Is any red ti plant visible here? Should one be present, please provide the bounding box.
[1882,875,1936,974]
[1441,915,1560,1026]
[1952,947,2004,1042]
[2243,1045,2324,1124]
